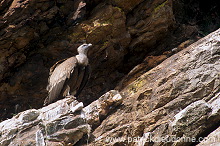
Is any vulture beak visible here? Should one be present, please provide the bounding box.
[87,43,92,47]
[86,43,92,53]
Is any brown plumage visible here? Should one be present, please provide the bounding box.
[44,43,92,106]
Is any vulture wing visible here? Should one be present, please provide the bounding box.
[49,58,68,76]
[44,57,78,105]
[75,65,91,97]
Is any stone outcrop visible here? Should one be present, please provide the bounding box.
[0,90,122,145]
[0,98,88,145]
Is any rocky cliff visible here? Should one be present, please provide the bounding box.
[0,28,219,146]
[0,0,220,145]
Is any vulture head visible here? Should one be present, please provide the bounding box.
[77,43,92,55]
[76,43,92,65]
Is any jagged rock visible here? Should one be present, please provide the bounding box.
[0,90,122,145]
[83,90,123,128]
[91,28,220,145]
[0,98,87,145]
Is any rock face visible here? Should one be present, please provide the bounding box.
[0,0,220,145]
[0,0,90,119]
[0,0,87,80]
[0,0,178,120]
[92,28,220,145]
[0,28,219,146]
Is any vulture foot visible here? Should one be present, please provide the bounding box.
[66,95,76,100]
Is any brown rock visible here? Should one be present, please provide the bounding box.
[116,55,168,90]
[91,28,220,145]
[0,0,91,120]
[0,0,88,84]
[111,0,144,12]
[83,90,123,129]
[127,0,175,51]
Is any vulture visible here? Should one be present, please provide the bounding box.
[44,43,92,106]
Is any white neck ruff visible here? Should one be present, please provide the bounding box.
[76,54,88,65]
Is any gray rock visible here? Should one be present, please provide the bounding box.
[0,90,122,145]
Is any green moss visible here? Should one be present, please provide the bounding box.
[154,0,168,13]
[114,6,123,12]
[69,32,80,39]
[128,78,145,94]
[70,32,80,37]
[69,32,85,42]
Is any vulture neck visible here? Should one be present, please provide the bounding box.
[76,53,88,66]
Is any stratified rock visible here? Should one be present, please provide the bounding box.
[0,98,87,145]
[0,90,122,145]
[91,28,220,145]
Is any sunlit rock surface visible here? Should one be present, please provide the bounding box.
[0,90,122,145]
[91,28,220,145]
[0,98,86,145]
